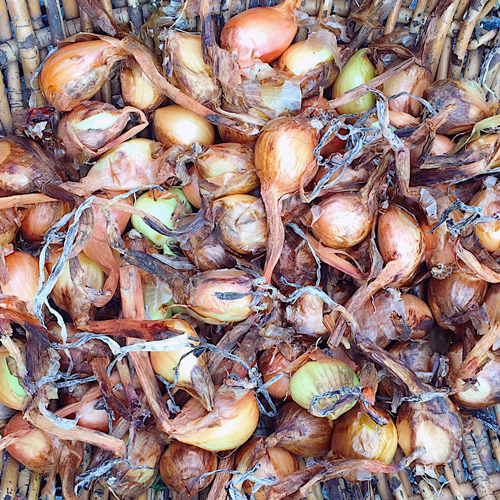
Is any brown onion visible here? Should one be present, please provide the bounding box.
[159,441,217,499]
[285,292,327,337]
[255,117,319,283]
[235,438,299,500]
[183,167,202,210]
[213,194,267,255]
[267,401,334,457]
[221,0,301,70]
[21,201,71,243]
[153,105,216,148]
[1,251,40,310]
[428,270,488,331]
[259,349,292,399]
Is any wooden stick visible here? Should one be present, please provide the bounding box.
[473,420,496,475]
[394,449,413,495]
[17,468,30,498]
[0,456,19,500]
[27,472,41,500]
[26,0,43,29]
[91,481,109,500]
[384,0,404,34]
[45,0,67,44]
[436,32,453,80]
[206,452,234,500]
[389,473,409,500]
[375,473,392,500]
[80,7,94,32]
[463,432,495,500]
[444,464,465,500]
[409,0,429,35]
[469,29,497,50]
[126,0,144,33]
[490,429,500,469]
[455,0,472,19]
[417,479,435,500]
[62,0,80,20]
[452,458,466,484]
[0,0,12,135]
[464,46,484,80]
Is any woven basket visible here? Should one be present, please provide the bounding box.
[0,0,500,499]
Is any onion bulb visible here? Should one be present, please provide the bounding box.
[267,401,334,457]
[159,441,217,499]
[40,40,125,112]
[470,184,500,252]
[213,194,267,255]
[332,49,376,115]
[164,30,220,106]
[424,79,498,135]
[196,143,259,199]
[150,318,214,410]
[218,125,258,145]
[120,58,164,112]
[220,0,301,70]
[21,201,71,243]
[254,117,319,283]
[170,386,259,451]
[0,342,26,410]
[1,252,41,311]
[259,349,292,399]
[131,188,192,254]
[57,101,148,161]
[61,387,111,433]
[331,404,397,481]
[46,249,105,329]
[235,438,299,500]
[289,357,360,419]
[428,270,488,331]
[153,105,216,148]
[448,343,500,409]
[285,292,327,337]
[307,192,375,249]
[183,166,202,210]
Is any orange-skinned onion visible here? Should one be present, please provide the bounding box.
[254,117,319,283]
[159,441,217,500]
[21,201,71,243]
[40,40,125,112]
[448,343,500,409]
[1,252,40,310]
[428,270,488,331]
[183,167,202,210]
[470,184,500,252]
[235,438,299,500]
[0,342,27,410]
[153,105,216,148]
[331,404,397,481]
[259,349,292,399]
[220,0,301,70]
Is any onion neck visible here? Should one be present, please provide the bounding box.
[274,0,302,18]
[261,188,284,285]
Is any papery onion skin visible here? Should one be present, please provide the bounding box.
[40,40,124,112]
[213,194,267,255]
[471,186,500,252]
[153,105,216,148]
[0,343,26,410]
[332,49,376,115]
[61,387,111,433]
[259,349,292,400]
[4,413,56,475]
[448,343,500,409]
[1,252,40,310]
[121,58,164,112]
[272,401,334,457]
[285,292,327,337]
[290,358,360,420]
[428,270,488,331]
[308,193,375,249]
[236,438,299,500]
[331,404,397,481]
[21,201,71,243]
[142,273,173,320]
[220,0,300,70]
[183,166,202,210]
[0,208,20,246]
[160,441,216,499]
[218,125,258,145]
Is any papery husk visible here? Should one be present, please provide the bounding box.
[21,201,71,243]
[349,0,398,28]
[169,386,259,452]
[163,30,220,106]
[0,208,20,247]
[285,292,327,337]
[57,101,148,161]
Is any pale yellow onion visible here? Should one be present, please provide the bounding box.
[0,343,26,410]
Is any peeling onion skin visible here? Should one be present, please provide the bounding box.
[159,441,217,499]
[259,349,292,400]
[448,343,500,409]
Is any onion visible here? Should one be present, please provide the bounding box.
[57,101,148,161]
[218,125,258,145]
[307,192,375,249]
[21,201,71,243]
[3,413,56,475]
[424,79,498,135]
[183,166,202,210]
[0,342,26,410]
[46,249,105,329]
[448,343,500,409]
[267,401,334,457]
[61,387,110,433]
[153,105,216,148]
[259,349,292,399]
[254,117,319,283]
[331,404,398,481]
[120,58,164,112]
[212,194,267,255]
[0,208,20,246]
[277,29,339,98]
[131,188,192,254]
[285,292,327,337]
[1,252,40,311]
[160,441,217,499]
[220,0,301,70]
[290,357,360,420]
[150,318,214,410]
[170,386,259,451]
[355,291,434,348]
[332,49,376,115]
[235,438,299,500]
[428,270,488,331]
[432,135,455,155]
[470,184,500,252]
[196,143,259,199]
[383,64,433,116]
[142,273,173,320]
[164,30,220,106]
[40,40,125,112]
